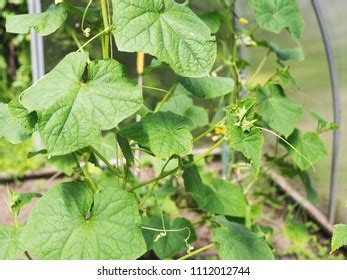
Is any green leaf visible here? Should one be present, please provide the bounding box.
[184,106,209,130]
[0,102,31,144]
[283,220,310,245]
[160,84,208,130]
[203,179,247,217]
[249,0,304,39]
[117,134,135,166]
[6,3,68,36]
[228,127,263,175]
[270,67,299,88]
[298,170,318,204]
[119,112,193,159]
[182,159,208,206]
[331,224,347,253]
[213,221,274,260]
[160,85,193,115]
[8,98,37,132]
[7,190,42,217]
[200,11,221,33]
[287,129,327,171]
[179,76,234,99]
[20,52,143,156]
[112,0,216,77]
[183,165,246,217]
[259,41,304,61]
[0,226,24,260]
[20,182,146,259]
[256,84,303,137]
[226,98,263,174]
[310,111,338,133]
[47,154,76,176]
[92,132,119,162]
[142,216,196,259]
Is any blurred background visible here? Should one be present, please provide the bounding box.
[0,0,346,258]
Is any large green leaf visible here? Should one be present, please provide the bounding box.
[331,224,347,253]
[6,3,68,36]
[142,216,196,259]
[183,165,246,217]
[112,0,216,77]
[20,182,146,260]
[119,112,193,159]
[249,0,304,39]
[213,221,274,260]
[179,76,234,99]
[287,129,327,171]
[0,226,24,260]
[256,84,303,137]
[0,102,31,144]
[20,52,143,156]
[160,85,208,130]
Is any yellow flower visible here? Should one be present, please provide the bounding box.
[215,126,227,135]
[239,18,249,25]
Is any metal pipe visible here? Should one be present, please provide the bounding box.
[27,0,45,82]
[311,0,341,223]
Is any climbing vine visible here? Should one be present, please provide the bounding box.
[0,0,338,260]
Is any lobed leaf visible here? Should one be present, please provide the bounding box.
[112,0,216,77]
[20,182,146,259]
[287,129,327,171]
[119,111,193,159]
[213,220,274,260]
[256,84,303,138]
[249,0,304,40]
[20,52,143,156]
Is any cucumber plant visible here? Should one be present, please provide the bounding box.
[0,0,334,260]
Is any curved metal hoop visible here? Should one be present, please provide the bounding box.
[311,0,341,223]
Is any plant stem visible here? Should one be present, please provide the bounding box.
[64,24,82,49]
[100,0,110,59]
[77,28,110,52]
[130,138,225,191]
[247,24,259,36]
[129,167,180,191]
[154,82,178,112]
[81,0,93,34]
[193,118,226,144]
[191,138,224,165]
[142,85,169,93]
[247,50,271,86]
[178,243,215,260]
[73,153,98,192]
[90,146,124,177]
